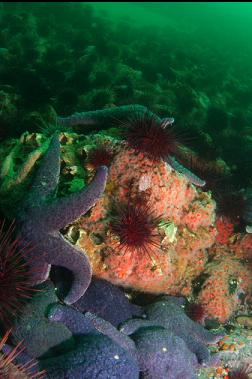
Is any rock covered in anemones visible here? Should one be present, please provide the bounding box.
[74,145,217,297]
[197,232,252,322]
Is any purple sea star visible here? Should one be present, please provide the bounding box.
[48,303,136,353]
[40,333,139,379]
[46,302,197,378]
[132,326,198,379]
[72,278,143,327]
[57,104,153,129]
[12,281,73,359]
[46,297,223,378]
[45,303,139,379]
[17,133,108,304]
[6,294,224,378]
[120,296,224,367]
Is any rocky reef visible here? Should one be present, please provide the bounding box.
[0,3,252,378]
[0,119,251,326]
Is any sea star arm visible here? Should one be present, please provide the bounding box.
[47,303,96,334]
[57,104,161,129]
[166,155,206,187]
[48,303,136,352]
[45,234,92,305]
[18,135,108,304]
[40,165,108,231]
[84,312,136,352]
[119,319,158,335]
[24,134,60,209]
[144,298,224,366]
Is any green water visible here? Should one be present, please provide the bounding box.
[0,2,251,183]
[89,2,252,50]
[0,3,252,378]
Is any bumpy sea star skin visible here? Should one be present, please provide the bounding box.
[9,291,222,379]
[48,304,136,353]
[40,334,139,379]
[46,297,222,379]
[48,306,198,379]
[47,303,98,336]
[120,296,224,366]
[46,302,198,379]
[17,133,108,305]
[72,278,143,327]
[12,281,72,359]
[131,326,198,379]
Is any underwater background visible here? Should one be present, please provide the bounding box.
[0,2,252,379]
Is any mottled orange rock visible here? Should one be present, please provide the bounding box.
[197,250,252,322]
[216,216,234,245]
[197,226,252,322]
[75,145,217,296]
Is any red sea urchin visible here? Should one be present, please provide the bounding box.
[121,110,180,161]
[0,329,45,378]
[110,201,162,258]
[229,363,252,379]
[216,189,247,224]
[86,145,115,170]
[186,302,207,325]
[0,220,35,329]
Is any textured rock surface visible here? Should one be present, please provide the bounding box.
[77,144,217,296]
